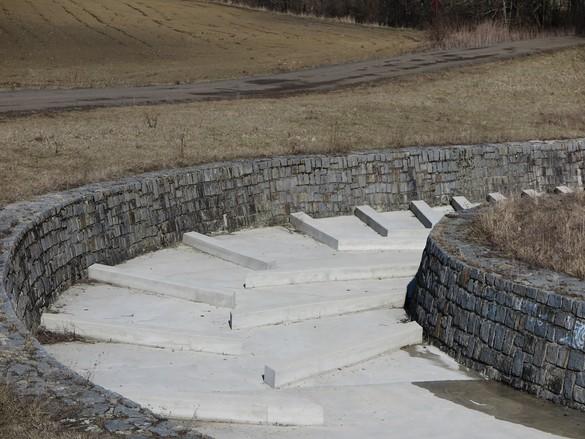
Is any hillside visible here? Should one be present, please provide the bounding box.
[0,0,424,90]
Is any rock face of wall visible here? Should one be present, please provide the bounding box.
[1,138,585,435]
[409,212,585,411]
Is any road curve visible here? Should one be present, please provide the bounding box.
[1,36,583,116]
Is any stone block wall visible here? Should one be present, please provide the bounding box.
[1,138,585,435]
[409,212,585,410]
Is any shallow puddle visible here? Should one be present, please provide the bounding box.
[415,380,585,438]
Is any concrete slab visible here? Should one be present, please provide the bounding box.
[297,345,474,387]
[41,312,241,354]
[198,226,424,272]
[111,245,250,290]
[291,212,427,251]
[183,231,273,270]
[487,192,507,203]
[88,264,236,308]
[46,278,411,334]
[196,381,571,439]
[409,200,444,228]
[450,196,479,212]
[263,321,423,388]
[244,264,418,288]
[554,185,573,194]
[46,310,413,393]
[44,283,232,334]
[230,290,405,329]
[137,391,324,425]
[375,210,428,231]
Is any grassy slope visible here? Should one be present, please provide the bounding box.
[1,46,584,206]
[0,0,423,89]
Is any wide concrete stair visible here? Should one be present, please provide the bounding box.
[39,206,461,427]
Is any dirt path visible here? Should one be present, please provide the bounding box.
[1,36,583,116]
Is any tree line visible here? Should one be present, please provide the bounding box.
[229,0,585,31]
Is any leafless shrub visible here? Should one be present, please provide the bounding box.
[470,192,585,279]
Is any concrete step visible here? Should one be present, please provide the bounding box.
[263,320,423,388]
[43,279,410,334]
[88,264,236,308]
[244,264,419,288]
[291,211,427,251]
[41,313,241,354]
[137,391,324,425]
[183,231,274,270]
[230,289,406,329]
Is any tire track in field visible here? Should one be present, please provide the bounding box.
[66,0,153,49]
[123,2,148,17]
[52,0,127,46]
[23,0,73,40]
[0,4,43,44]
[0,22,18,47]
[130,0,229,50]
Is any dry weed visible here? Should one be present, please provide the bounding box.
[433,20,573,49]
[471,192,585,279]
[0,384,115,439]
[0,47,583,207]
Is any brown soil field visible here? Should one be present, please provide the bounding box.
[1,46,584,207]
[0,0,424,90]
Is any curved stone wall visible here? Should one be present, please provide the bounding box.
[409,211,585,410]
[1,138,585,435]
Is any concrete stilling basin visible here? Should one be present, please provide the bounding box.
[2,141,585,438]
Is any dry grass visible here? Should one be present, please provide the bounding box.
[471,193,585,279]
[0,384,114,439]
[433,20,572,49]
[0,46,584,206]
[0,0,424,90]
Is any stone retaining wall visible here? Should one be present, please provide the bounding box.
[409,211,585,410]
[1,138,585,436]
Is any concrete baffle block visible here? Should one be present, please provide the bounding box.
[450,196,477,212]
[409,200,443,229]
[486,192,507,203]
[521,189,543,199]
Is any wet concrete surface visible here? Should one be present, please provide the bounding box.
[0,36,583,116]
[416,380,585,438]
